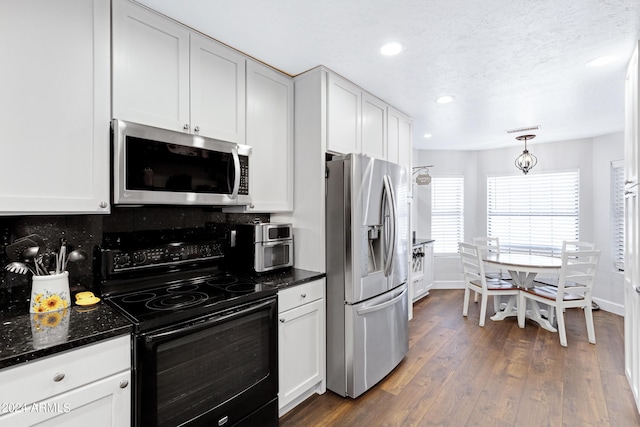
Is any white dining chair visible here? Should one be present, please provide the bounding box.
[518,249,601,347]
[459,242,519,327]
[473,236,510,280]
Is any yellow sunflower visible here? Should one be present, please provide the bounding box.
[42,311,62,327]
[34,304,48,313]
[43,294,65,311]
[33,293,44,304]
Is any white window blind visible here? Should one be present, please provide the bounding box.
[487,171,579,256]
[611,160,624,271]
[431,176,464,254]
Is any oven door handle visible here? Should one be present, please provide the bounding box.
[144,298,275,342]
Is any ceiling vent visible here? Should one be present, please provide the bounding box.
[506,125,540,134]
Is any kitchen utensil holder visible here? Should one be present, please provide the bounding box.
[30,271,70,313]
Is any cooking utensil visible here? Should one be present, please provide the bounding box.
[4,262,35,275]
[63,249,87,270]
[23,246,46,276]
[5,236,40,262]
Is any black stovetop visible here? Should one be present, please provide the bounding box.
[106,272,276,332]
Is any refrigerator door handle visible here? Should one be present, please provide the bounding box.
[387,175,398,273]
[382,175,397,277]
[356,287,408,315]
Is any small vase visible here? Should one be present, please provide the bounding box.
[30,271,70,314]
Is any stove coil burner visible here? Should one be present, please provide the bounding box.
[122,292,157,303]
[145,292,209,311]
[224,283,259,294]
[205,277,239,286]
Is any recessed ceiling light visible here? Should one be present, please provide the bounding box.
[586,56,617,67]
[423,133,432,139]
[380,42,403,56]
[436,95,455,104]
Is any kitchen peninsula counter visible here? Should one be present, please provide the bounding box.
[0,303,132,369]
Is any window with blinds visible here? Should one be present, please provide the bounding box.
[487,171,579,256]
[611,160,624,271]
[431,176,464,254]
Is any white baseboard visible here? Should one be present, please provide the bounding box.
[592,297,624,316]
[432,280,465,290]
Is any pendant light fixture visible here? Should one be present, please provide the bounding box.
[514,134,537,175]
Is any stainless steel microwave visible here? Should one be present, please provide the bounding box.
[112,119,252,206]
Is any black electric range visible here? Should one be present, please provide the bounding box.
[96,230,277,332]
[96,229,279,427]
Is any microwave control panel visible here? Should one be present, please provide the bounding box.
[239,155,249,195]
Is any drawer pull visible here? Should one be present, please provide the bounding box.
[301,293,307,298]
[280,318,285,323]
[53,372,65,382]
[120,380,129,389]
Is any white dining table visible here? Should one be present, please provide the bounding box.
[483,253,562,332]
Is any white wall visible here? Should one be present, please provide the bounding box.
[412,131,625,314]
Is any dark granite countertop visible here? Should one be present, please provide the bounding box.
[413,239,435,247]
[254,268,326,290]
[0,302,133,370]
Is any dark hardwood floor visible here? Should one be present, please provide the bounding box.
[280,289,640,426]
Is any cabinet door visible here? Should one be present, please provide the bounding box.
[190,33,246,143]
[278,298,325,411]
[361,94,387,160]
[423,243,434,292]
[112,0,190,132]
[245,61,293,212]
[327,73,361,154]
[387,108,400,164]
[0,0,110,215]
[0,371,131,427]
[398,115,413,172]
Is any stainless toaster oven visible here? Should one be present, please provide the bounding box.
[227,223,293,273]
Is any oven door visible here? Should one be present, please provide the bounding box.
[136,296,278,427]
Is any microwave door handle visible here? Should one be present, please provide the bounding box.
[230,146,240,200]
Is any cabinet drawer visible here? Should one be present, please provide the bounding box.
[278,280,325,313]
[0,335,130,406]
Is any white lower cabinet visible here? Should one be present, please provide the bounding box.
[0,335,131,427]
[278,279,326,416]
[411,242,434,302]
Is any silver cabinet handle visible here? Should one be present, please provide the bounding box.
[194,126,200,132]
[99,201,108,209]
[183,123,189,130]
[301,293,307,298]
[53,372,65,382]
[119,380,129,389]
[279,318,285,323]
[635,286,640,294]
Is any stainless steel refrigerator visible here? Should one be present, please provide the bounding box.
[326,153,409,398]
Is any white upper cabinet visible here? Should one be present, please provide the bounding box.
[190,33,246,143]
[388,106,413,171]
[327,73,362,155]
[361,93,387,160]
[0,0,111,215]
[243,62,294,212]
[112,0,246,143]
[112,0,190,133]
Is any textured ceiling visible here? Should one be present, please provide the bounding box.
[135,0,640,151]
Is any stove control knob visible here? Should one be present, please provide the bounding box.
[133,252,147,264]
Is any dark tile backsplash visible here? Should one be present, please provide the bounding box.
[0,207,268,310]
